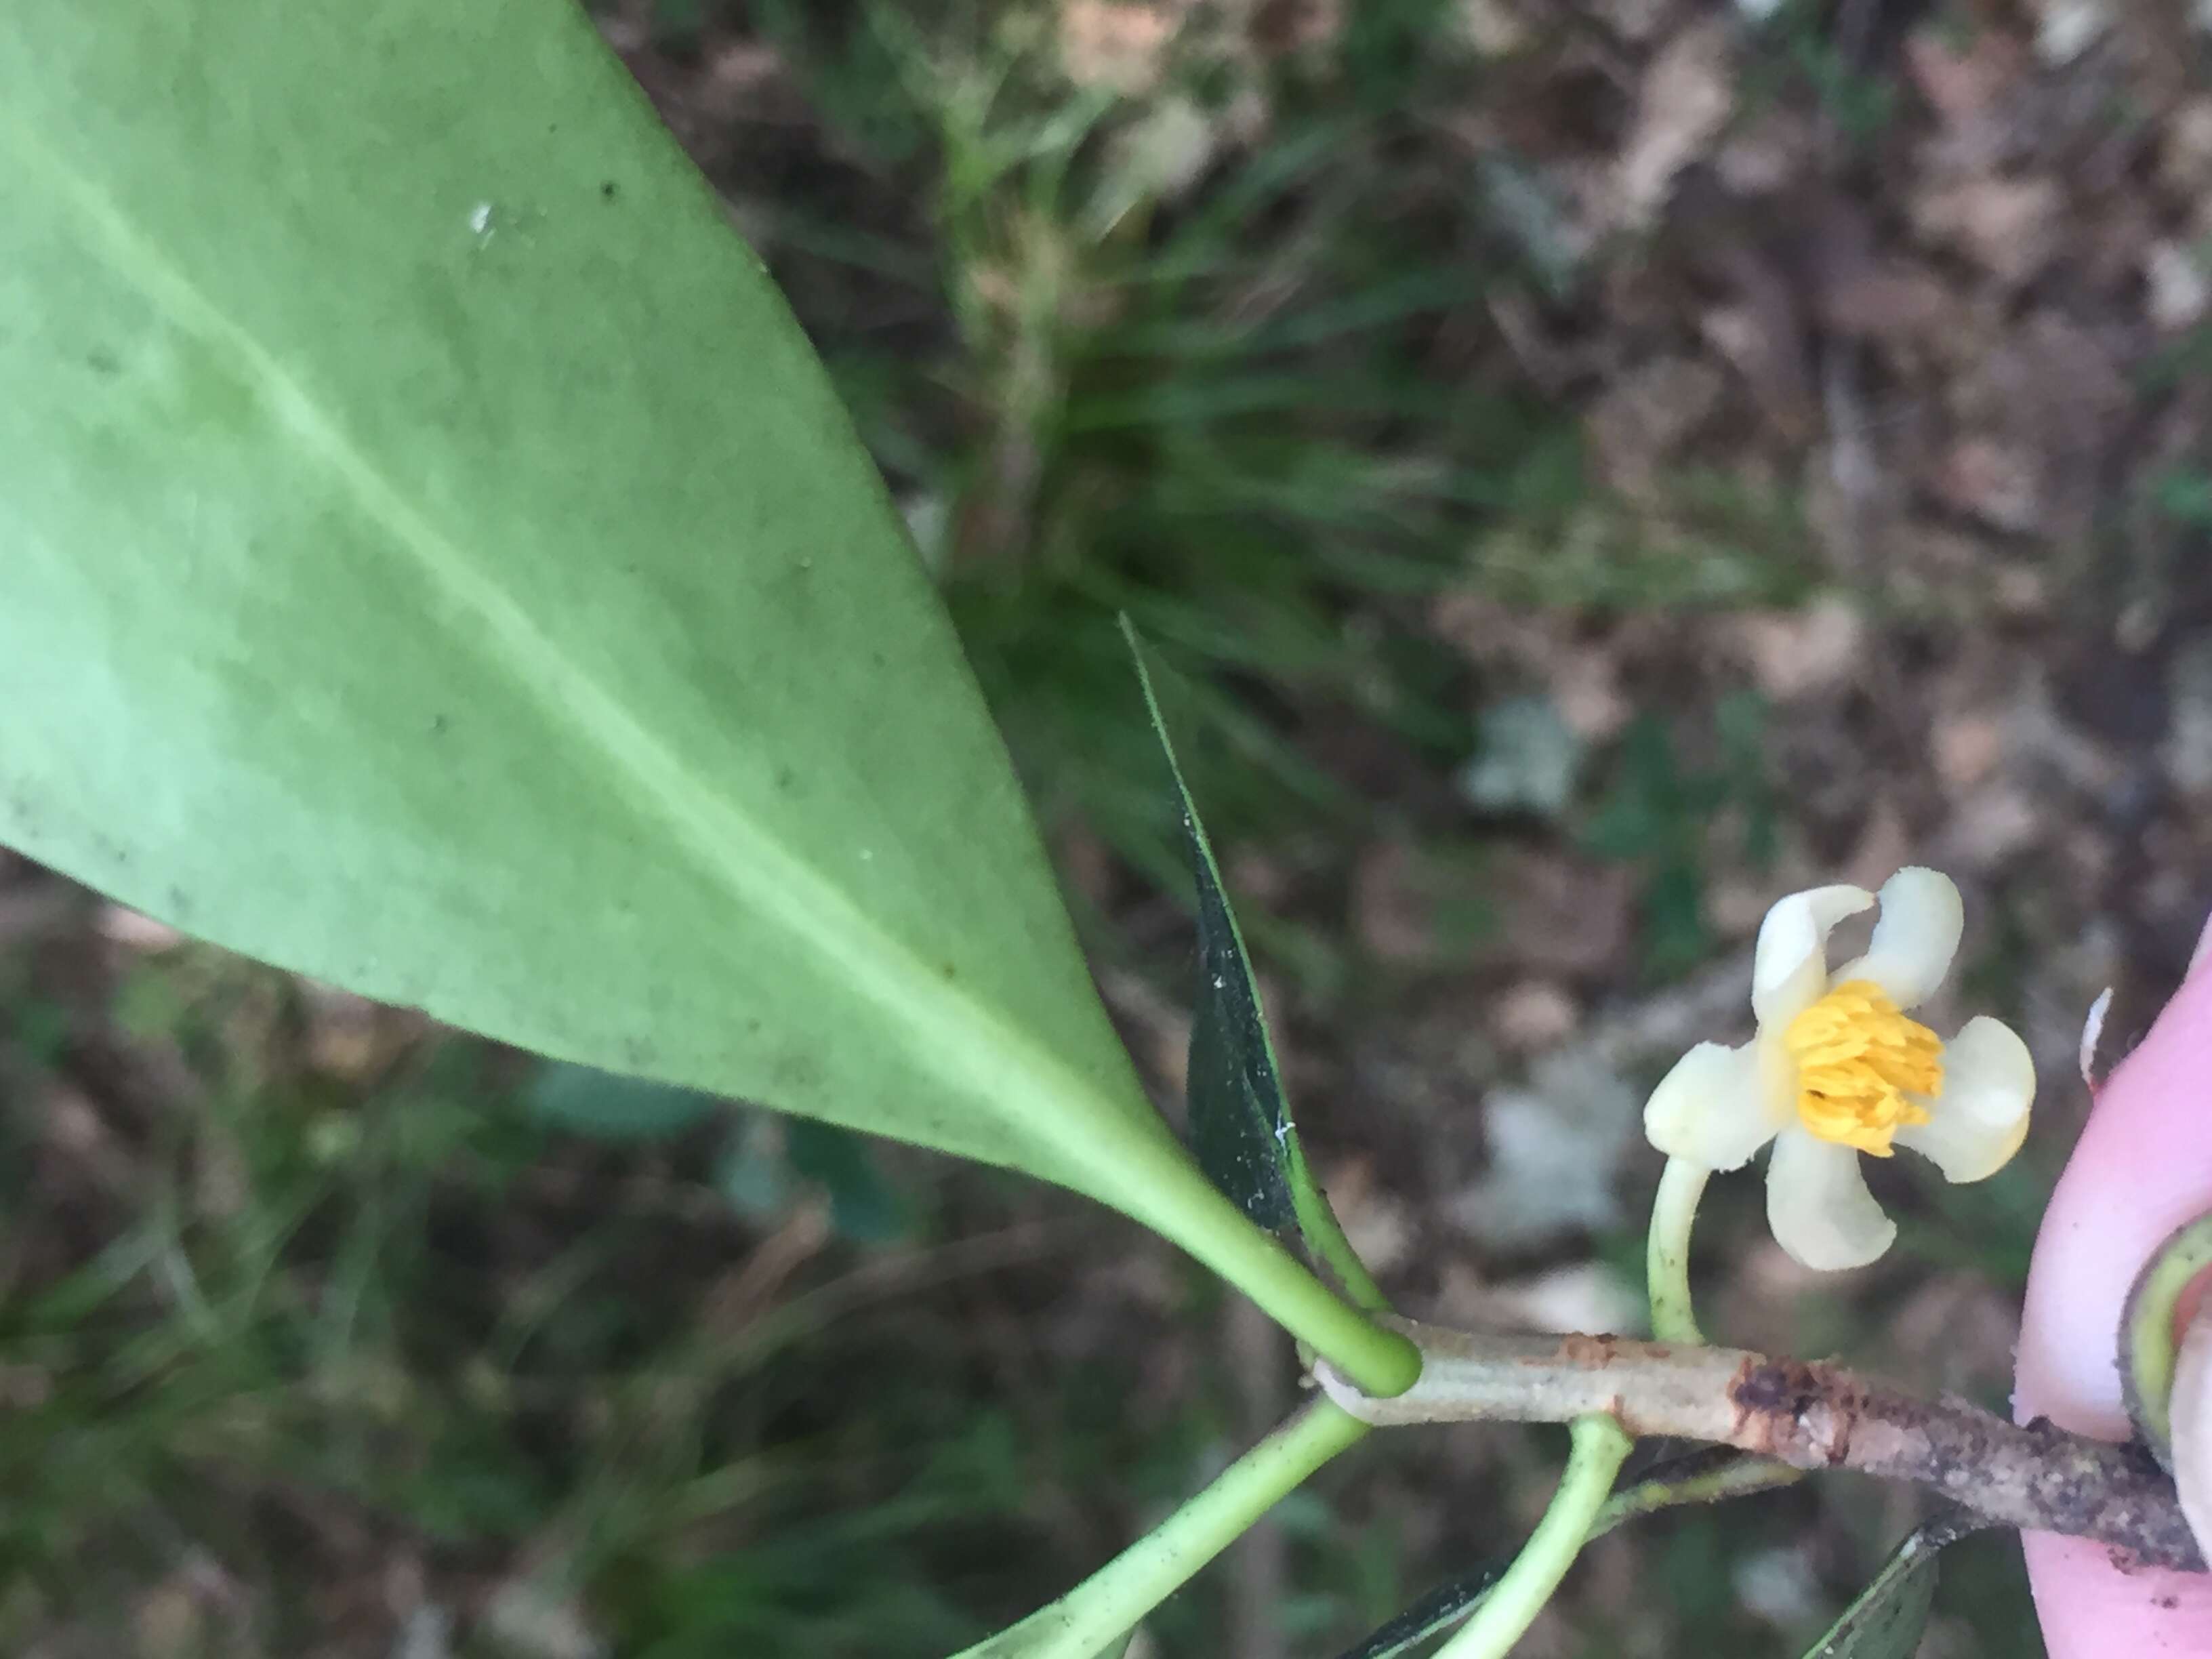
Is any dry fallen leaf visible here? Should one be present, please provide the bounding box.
[1945,312,2131,546]
[1699,302,1809,435]
[1713,106,1814,196]
[1933,711,2006,791]
[1551,644,1632,742]
[2146,240,2212,331]
[1490,979,1580,1053]
[1250,0,1343,57]
[2161,96,2212,197]
[1449,1048,1640,1247]
[1903,22,2031,124]
[1439,1261,1644,1336]
[1840,797,1912,895]
[1808,202,1950,342]
[1493,850,1635,976]
[1910,174,2064,287]
[1454,0,1530,55]
[1060,0,1183,93]
[2029,0,2112,65]
[1586,354,1725,496]
[1942,784,2041,871]
[1732,595,1868,702]
[1931,435,2041,534]
[1614,20,1734,230]
[1591,0,1677,45]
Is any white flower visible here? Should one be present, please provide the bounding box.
[1643,867,2034,1271]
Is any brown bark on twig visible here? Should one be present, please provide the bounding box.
[1313,1318,2203,1574]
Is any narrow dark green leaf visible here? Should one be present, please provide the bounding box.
[1597,1448,1801,1531]
[1331,1563,1505,1659]
[1335,1450,1804,1659]
[526,1062,720,1142]
[1122,621,1298,1233]
[1185,893,1300,1233]
[1120,622,1393,1312]
[1804,1509,1988,1659]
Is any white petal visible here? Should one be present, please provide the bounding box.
[1765,1129,1896,1271]
[1896,1015,2034,1183]
[1643,1040,1782,1171]
[1830,867,1963,1010]
[1751,884,1874,1027]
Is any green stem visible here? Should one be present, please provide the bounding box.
[1428,1415,1633,1659]
[1641,1159,1810,1530]
[1593,1454,1799,1536]
[1333,1454,1799,1659]
[1134,1151,1418,1395]
[1289,1144,1393,1313]
[1645,1156,1709,1347]
[949,1397,1370,1659]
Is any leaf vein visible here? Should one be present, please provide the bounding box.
[0,109,1124,1170]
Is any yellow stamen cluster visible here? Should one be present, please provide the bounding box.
[1782,979,1943,1156]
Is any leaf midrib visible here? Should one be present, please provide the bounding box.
[0,110,1139,1171]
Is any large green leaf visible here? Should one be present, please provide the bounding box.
[0,1,1410,1390]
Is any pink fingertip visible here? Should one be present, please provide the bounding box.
[2017,966,2212,1436]
[2017,954,2212,1654]
[2020,1533,2212,1654]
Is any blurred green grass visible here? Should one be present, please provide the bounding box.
[718,0,1811,886]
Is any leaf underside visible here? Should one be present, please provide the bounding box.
[0,1,1189,1212]
[0,1,1437,1410]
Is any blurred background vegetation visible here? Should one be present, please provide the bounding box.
[6,0,2212,1652]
